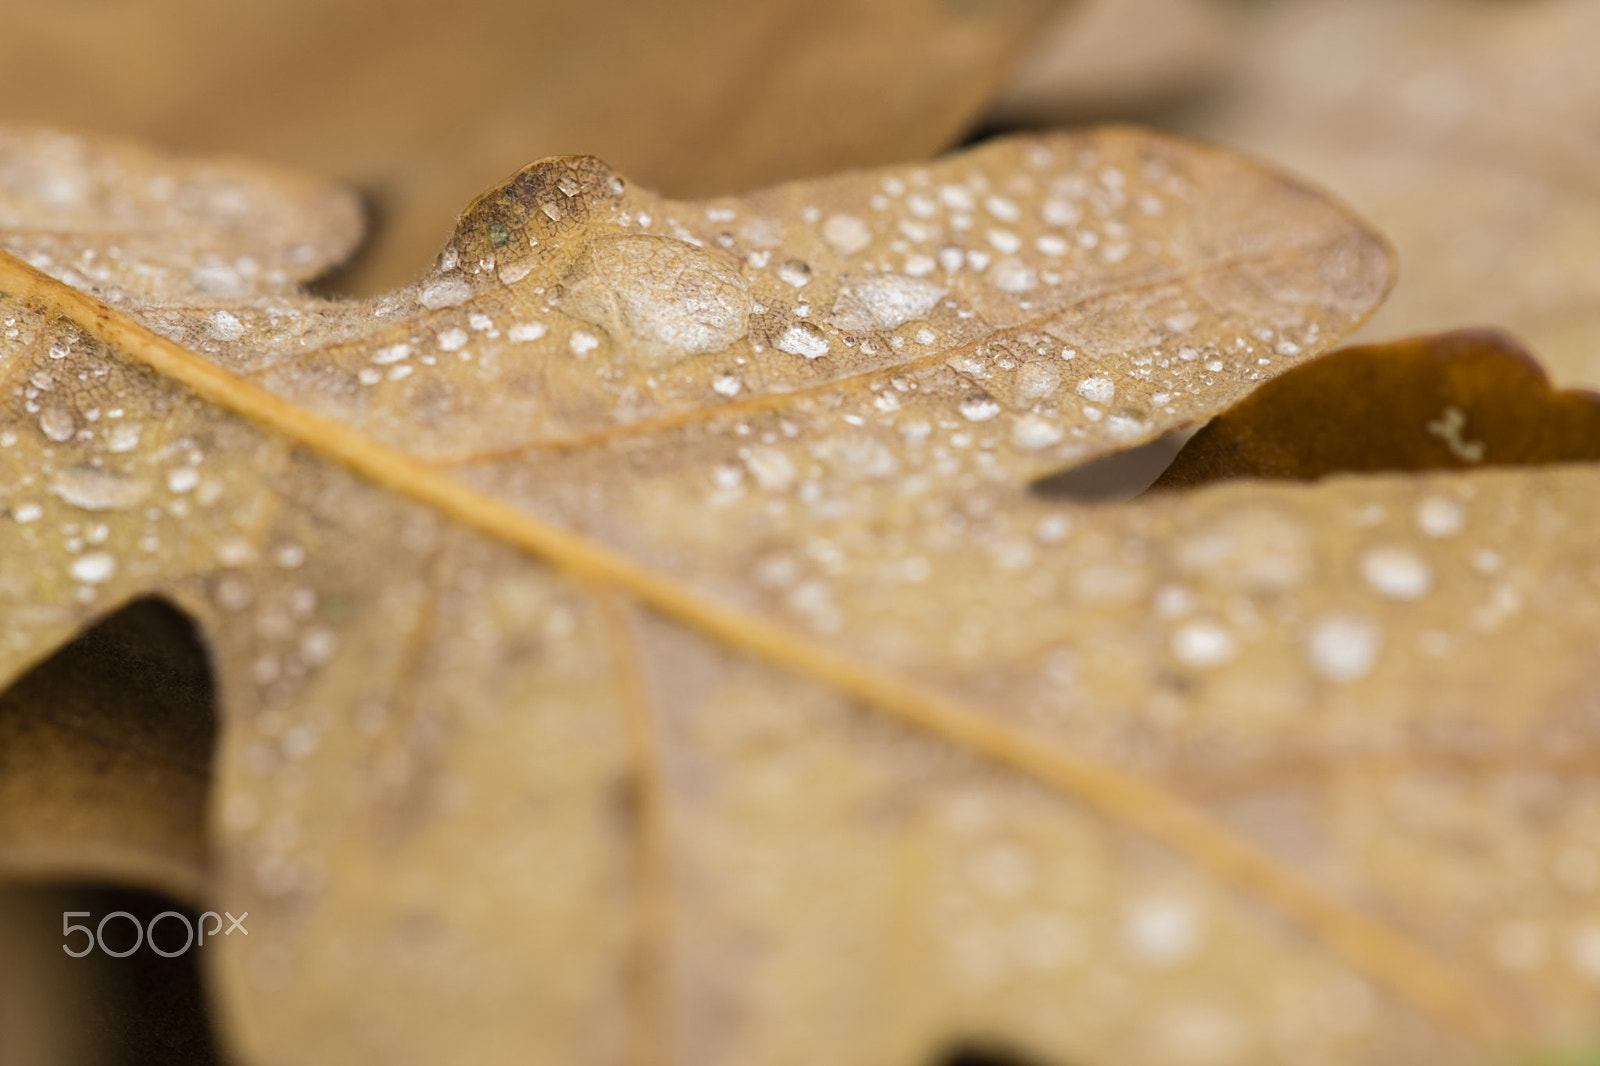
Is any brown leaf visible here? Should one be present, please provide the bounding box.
[0,0,1059,293]
[13,125,1598,1066]
[1153,329,1600,490]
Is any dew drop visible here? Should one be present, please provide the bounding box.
[774,323,830,359]
[1171,619,1235,667]
[1307,613,1381,682]
[1415,495,1465,538]
[70,551,116,584]
[50,468,147,510]
[418,275,472,309]
[959,397,1001,422]
[1361,545,1433,600]
[822,214,872,256]
[1076,377,1115,404]
[39,405,75,442]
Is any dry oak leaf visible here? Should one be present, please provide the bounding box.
[1154,329,1600,490]
[5,124,1595,1066]
[0,0,1060,293]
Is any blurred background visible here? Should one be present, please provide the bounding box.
[2,0,1597,1062]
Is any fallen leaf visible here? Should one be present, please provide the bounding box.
[1176,0,1600,390]
[1153,329,1600,490]
[7,124,1597,1066]
[0,0,1059,293]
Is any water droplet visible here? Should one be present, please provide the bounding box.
[558,234,751,365]
[1011,415,1063,450]
[167,467,200,494]
[207,310,245,340]
[989,257,1037,293]
[1307,613,1381,682]
[569,330,600,356]
[777,259,811,288]
[822,214,872,256]
[50,468,147,510]
[829,275,944,332]
[744,448,796,492]
[508,322,546,343]
[774,323,830,359]
[712,374,741,397]
[1076,377,1115,404]
[1361,545,1432,600]
[372,343,411,365]
[1125,898,1201,965]
[11,502,43,523]
[1415,495,1465,537]
[959,397,1001,422]
[70,551,116,584]
[1171,619,1235,667]
[418,275,472,309]
[39,405,75,442]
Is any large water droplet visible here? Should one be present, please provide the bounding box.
[49,467,148,510]
[558,235,751,366]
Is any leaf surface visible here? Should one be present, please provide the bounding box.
[6,125,1596,1066]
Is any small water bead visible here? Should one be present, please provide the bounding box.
[821,214,872,255]
[1011,415,1063,450]
[70,551,116,584]
[1415,495,1465,537]
[987,229,1021,254]
[569,331,599,356]
[712,374,741,397]
[1125,897,1202,966]
[1076,377,1115,404]
[1035,234,1068,257]
[988,258,1036,293]
[167,467,200,494]
[207,310,245,340]
[959,397,1001,422]
[1361,545,1433,600]
[418,275,472,309]
[774,323,830,359]
[11,502,42,523]
[1569,922,1600,981]
[1171,619,1236,667]
[776,259,811,288]
[1307,613,1381,682]
[437,327,468,351]
[372,343,410,365]
[105,422,140,453]
[508,322,546,342]
[39,405,75,442]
